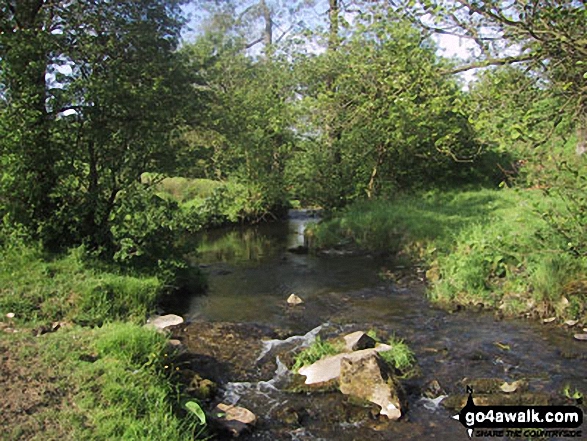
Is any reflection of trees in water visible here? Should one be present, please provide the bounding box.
[197,228,278,264]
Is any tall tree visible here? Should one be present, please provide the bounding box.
[0,0,60,235]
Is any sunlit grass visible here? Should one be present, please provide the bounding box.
[311,188,587,322]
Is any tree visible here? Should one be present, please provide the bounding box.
[396,0,586,151]
[1,0,197,249]
[289,8,481,208]
[180,13,297,218]
[0,0,61,236]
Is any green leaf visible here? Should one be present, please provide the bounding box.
[184,400,206,425]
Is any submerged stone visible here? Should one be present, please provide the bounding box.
[287,294,304,306]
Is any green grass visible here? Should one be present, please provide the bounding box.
[1,323,205,441]
[311,188,587,322]
[292,337,344,372]
[0,244,208,440]
[307,188,512,254]
[0,245,162,327]
[378,335,417,376]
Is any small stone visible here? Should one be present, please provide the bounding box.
[6,312,15,319]
[543,317,556,323]
[287,294,304,306]
[212,403,256,437]
[146,314,184,330]
[573,333,587,341]
[500,380,526,393]
[343,331,376,351]
[564,319,579,326]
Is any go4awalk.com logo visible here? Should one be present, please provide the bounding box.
[452,387,584,438]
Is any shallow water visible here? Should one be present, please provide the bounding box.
[180,211,586,440]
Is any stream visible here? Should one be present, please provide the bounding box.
[175,210,586,440]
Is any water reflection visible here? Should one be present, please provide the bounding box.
[187,212,383,328]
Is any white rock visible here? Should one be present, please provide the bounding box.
[287,293,304,305]
[6,312,15,319]
[343,331,376,351]
[146,314,183,330]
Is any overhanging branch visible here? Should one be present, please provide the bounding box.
[441,54,536,75]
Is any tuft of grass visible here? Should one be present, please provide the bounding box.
[378,335,417,376]
[292,337,343,372]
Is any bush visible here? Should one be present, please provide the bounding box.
[109,182,206,293]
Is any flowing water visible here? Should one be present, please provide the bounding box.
[178,210,586,440]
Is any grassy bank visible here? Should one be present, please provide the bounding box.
[309,188,586,322]
[0,245,206,440]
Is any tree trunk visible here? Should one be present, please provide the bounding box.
[260,0,272,52]
[328,0,339,51]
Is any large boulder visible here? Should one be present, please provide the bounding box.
[298,344,392,385]
[339,353,406,420]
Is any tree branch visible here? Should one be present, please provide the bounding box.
[441,54,536,75]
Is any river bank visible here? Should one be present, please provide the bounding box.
[308,188,587,326]
[1,196,585,440]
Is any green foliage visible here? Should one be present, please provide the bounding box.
[312,189,587,322]
[309,188,509,254]
[0,0,197,250]
[378,335,417,376]
[288,12,489,209]
[108,183,206,293]
[184,400,207,426]
[292,337,343,372]
[562,384,584,401]
[538,151,587,259]
[180,31,295,215]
